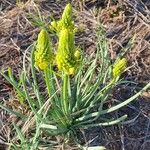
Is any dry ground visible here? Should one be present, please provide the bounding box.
[0,0,150,150]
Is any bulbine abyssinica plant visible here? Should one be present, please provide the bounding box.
[1,3,150,150]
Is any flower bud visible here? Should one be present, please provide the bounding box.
[74,49,81,60]
[113,58,127,78]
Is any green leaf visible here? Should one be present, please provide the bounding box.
[13,123,26,144]
[13,123,30,150]
[31,45,43,107]
[1,70,26,103]
[40,124,57,130]
[77,81,150,121]
[0,103,26,120]
[78,115,127,128]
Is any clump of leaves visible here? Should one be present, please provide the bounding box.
[1,3,150,150]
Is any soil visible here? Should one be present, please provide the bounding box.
[0,0,150,150]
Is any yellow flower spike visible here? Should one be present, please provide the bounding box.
[113,58,127,78]
[34,29,53,70]
[51,4,81,75]
[50,3,74,34]
[61,3,73,27]
[56,28,80,75]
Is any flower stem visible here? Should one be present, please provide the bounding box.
[31,45,43,107]
[44,67,52,97]
[62,73,69,115]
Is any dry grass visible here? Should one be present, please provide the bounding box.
[0,0,150,149]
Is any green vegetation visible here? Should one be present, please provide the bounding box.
[0,3,150,150]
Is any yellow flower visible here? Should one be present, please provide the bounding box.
[113,58,127,78]
[61,3,73,28]
[50,3,74,34]
[50,4,81,75]
[56,28,80,75]
[74,49,81,60]
[50,20,63,34]
[34,29,52,70]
